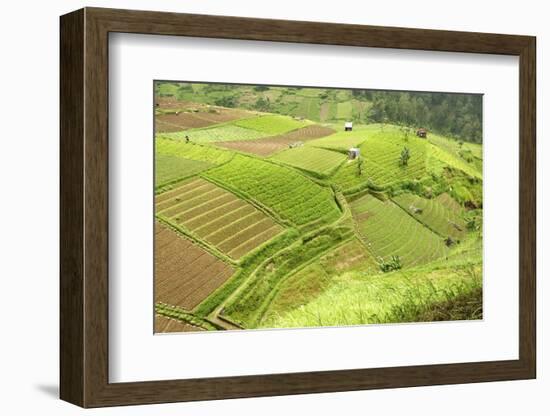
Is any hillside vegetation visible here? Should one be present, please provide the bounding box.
[153,81,484,333]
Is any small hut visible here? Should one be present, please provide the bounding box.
[416,128,427,138]
[348,147,360,160]
[344,121,353,132]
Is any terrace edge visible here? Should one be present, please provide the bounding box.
[59,7,536,408]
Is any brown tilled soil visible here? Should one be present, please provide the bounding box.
[156,113,215,132]
[155,222,234,311]
[215,125,336,156]
[156,178,283,259]
[155,98,255,133]
[154,314,204,333]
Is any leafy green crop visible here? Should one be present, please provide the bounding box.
[204,155,342,226]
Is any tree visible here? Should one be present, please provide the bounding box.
[253,96,271,111]
[357,155,364,176]
[400,146,411,166]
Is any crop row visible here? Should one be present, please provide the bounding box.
[435,192,463,214]
[392,193,466,240]
[203,155,342,226]
[427,143,482,179]
[156,178,283,259]
[155,222,235,311]
[232,114,308,135]
[223,225,354,327]
[351,194,448,267]
[332,128,428,190]
[156,137,233,165]
[270,146,346,176]
[306,130,368,151]
[161,124,268,143]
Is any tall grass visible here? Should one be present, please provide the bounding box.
[259,264,482,329]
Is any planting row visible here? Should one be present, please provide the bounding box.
[203,155,342,226]
[351,194,448,267]
[156,178,284,259]
[155,222,235,311]
[270,146,346,177]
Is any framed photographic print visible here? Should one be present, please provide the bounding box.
[60,7,536,408]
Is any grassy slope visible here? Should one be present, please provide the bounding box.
[259,238,379,324]
[260,261,481,329]
[392,193,466,240]
[332,125,427,191]
[351,194,448,267]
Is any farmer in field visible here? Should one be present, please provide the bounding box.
[185,135,190,143]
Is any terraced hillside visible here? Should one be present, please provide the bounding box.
[392,193,466,240]
[204,155,342,227]
[153,81,483,333]
[351,194,448,267]
[332,125,428,191]
[156,178,284,259]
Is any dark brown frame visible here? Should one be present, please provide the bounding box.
[60,7,536,408]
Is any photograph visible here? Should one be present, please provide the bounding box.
[153,81,483,333]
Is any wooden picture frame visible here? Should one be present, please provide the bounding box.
[60,7,536,408]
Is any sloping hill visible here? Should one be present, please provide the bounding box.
[351,194,448,267]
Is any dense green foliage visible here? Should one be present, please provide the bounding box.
[332,125,428,190]
[354,89,483,143]
[204,155,342,226]
[260,263,481,328]
[223,225,354,327]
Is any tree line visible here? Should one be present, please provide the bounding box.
[353,90,482,143]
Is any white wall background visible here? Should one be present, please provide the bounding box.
[0,0,545,414]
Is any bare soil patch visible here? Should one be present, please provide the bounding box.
[154,314,204,333]
[155,222,234,310]
[216,125,336,156]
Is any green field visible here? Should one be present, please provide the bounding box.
[351,194,448,267]
[156,136,233,165]
[154,81,483,333]
[270,146,346,177]
[392,193,466,240]
[204,155,342,226]
[305,130,368,151]
[232,115,308,135]
[162,124,268,143]
[155,154,213,187]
